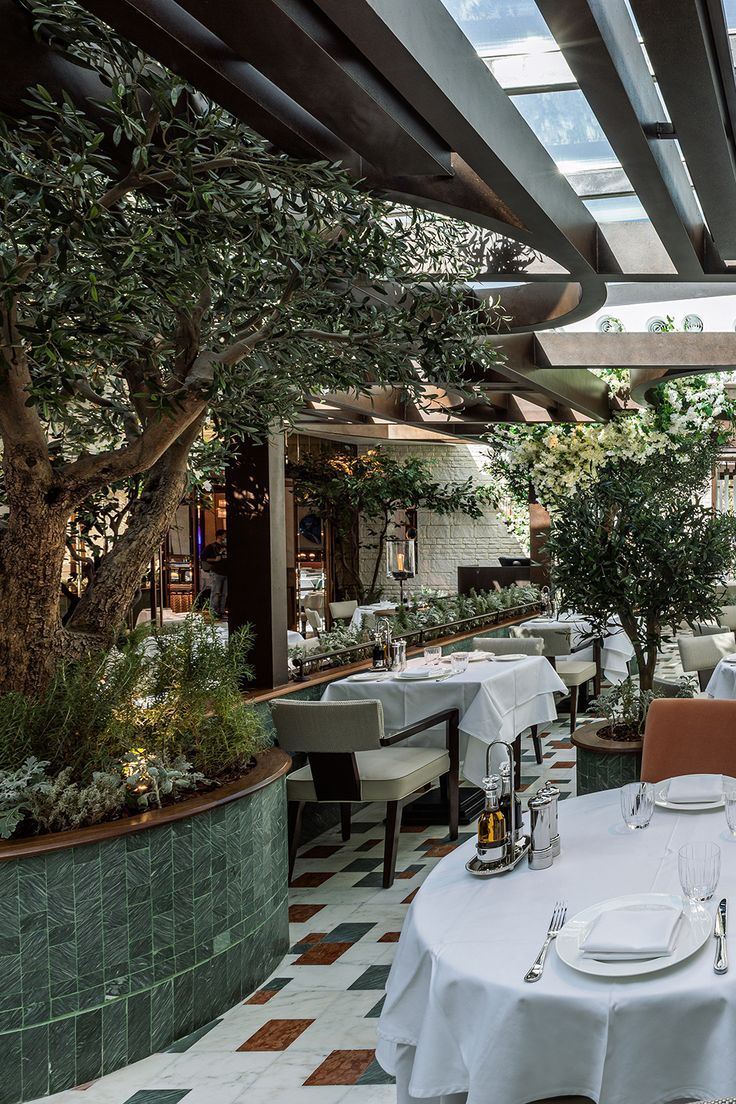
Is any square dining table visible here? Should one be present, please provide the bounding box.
[321,654,566,786]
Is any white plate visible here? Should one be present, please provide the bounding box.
[655,775,734,811]
[348,671,392,682]
[493,653,529,662]
[556,893,712,977]
[468,652,492,662]
[396,667,434,680]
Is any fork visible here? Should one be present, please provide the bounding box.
[524,901,567,983]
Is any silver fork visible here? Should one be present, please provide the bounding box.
[524,901,567,983]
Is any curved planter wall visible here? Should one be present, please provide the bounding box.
[572,720,643,795]
[0,747,290,1104]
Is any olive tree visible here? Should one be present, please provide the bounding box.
[0,0,499,693]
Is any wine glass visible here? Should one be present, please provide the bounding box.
[620,782,655,830]
[678,842,721,903]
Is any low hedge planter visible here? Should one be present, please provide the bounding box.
[0,747,291,1104]
[571,719,643,795]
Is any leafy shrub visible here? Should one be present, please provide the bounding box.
[592,675,697,740]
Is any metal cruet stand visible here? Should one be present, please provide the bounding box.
[466,740,531,877]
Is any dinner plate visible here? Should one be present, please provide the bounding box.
[654,775,734,811]
[492,653,529,662]
[468,652,491,662]
[556,893,712,977]
[348,671,392,682]
[395,667,434,680]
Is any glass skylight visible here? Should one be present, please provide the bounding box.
[439,0,554,55]
[511,89,617,173]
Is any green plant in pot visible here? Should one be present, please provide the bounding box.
[489,374,736,735]
[591,676,696,742]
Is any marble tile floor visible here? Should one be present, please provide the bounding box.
[31,717,584,1104]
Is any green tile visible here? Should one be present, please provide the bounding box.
[21,1022,49,1101]
[123,1092,190,1104]
[75,1007,103,1083]
[102,999,128,1075]
[150,979,174,1053]
[126,990,152,1064]
[165,1018,221,1053]
[48,1017,77,1094]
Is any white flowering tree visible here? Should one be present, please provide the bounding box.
[487,376,736,694]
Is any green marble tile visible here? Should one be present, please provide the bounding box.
[75,1007,103,1083]
[123,1091,190,1104]
[20,1023,49,1101]
[126,991,152,1065]
[48,1016,76,1094]
[101,999,128,1076]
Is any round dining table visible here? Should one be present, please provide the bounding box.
[377,786,736,1104]
[705,654,736,698]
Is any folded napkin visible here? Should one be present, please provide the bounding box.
[582,905,683,961]
[667,774,723,804]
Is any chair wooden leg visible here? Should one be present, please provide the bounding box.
[513,734,522,789]
[531,724,543,765]
[340,802,351,842]
[448,768,459,842]
[569,686,579,735]
[383,800,404,888]
[288,800,305,884]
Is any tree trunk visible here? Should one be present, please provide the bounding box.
[66,419,203,640]
[0,497,69,695]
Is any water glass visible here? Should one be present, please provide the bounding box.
[679,842,721,902]
[725,789,736,837]
[620,782,655,830]
[424,646,442,667]
[450,653,468,675]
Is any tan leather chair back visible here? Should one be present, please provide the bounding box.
[641,699,736,783]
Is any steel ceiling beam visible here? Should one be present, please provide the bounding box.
[80,0,355,161]
[629,0,736,258]
[487,336,612,421]
[536,0,723,278]
[313,0,614,279]
[174,0,452,177]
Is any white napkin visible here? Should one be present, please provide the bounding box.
[396,667,433,679]
[582,905,683,960]
[667,774,723,804]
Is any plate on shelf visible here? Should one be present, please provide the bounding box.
[556,893,711,978]
[493,653,529,662]
[655,775,733,812]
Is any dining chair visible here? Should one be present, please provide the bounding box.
[472,636,545,764]
[677,631,736,691]
[271,699,459,888]
[305,608,323,637]
[328,599,359,625]
[720,605,736,632]
[693,621,727,637]
[512,624,597,734]
[641,698,736,782]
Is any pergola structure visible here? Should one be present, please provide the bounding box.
[6,0,734,433]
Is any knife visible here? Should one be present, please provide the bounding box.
[714,898,728,974]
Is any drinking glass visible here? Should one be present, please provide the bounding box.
[620,782,655,830]
[725,789,736,837]
[424,646,441,667]
[450,653,468,675]
[678,842,721,902]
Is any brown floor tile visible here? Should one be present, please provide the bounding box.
[289,904,326,923]
[301,844,343,859]
[245,989,279,1005]
[290,872,335,888]
[238,1019,314,1051]
[423,843,457,858]
[552,761,576,768]
[354,839,382,852]
[399,824,427,833]
[294,940,352,966]
[402,888,419,905]
[377,932,401,943]
[304,1049,376,1086]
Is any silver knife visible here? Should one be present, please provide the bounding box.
[714,898,728,974]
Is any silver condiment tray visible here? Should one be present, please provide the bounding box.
[465,835,530,877]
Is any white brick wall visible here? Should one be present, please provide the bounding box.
[358,442,526,598]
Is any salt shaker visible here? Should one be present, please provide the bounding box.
[537,783,560,857]
[528,794,553,870]
[391,640,407,671]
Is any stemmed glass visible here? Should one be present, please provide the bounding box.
[424,646,441,667]
[678,842,721,903]
[620,782,655,830]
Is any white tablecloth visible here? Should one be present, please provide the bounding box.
[377,787,736,1104]
[322,656,566,786]
[705,655,736,699]
[521,613,635,684]
[349,602,399,630]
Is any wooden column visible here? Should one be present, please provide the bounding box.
[226,433,289,689]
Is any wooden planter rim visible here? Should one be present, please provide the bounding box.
[571,718,643,756]
[0,746,291,861]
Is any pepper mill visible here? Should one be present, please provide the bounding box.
[528,794,554,870]
[537,783,561,857]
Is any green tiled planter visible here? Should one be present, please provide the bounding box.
[572,720,643,795]
[0,748,290,1104]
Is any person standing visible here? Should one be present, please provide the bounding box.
[202,528,228,619]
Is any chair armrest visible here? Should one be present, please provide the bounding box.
[380,708,460,745]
